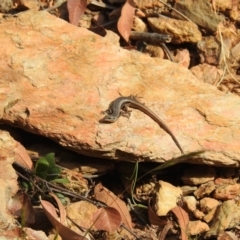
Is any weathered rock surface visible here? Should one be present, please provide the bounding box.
[147,17,202,43]
[0,10,240,165]
[174,0,223,32]
[0,130,23,238]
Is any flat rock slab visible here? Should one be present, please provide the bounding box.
[1,10,240,165]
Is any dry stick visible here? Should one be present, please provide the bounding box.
[13,162,140,239]
[12,162,105,207]
[215,65,226,86]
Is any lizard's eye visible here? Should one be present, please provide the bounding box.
[106,109,113,114]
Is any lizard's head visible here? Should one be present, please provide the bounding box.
[99,115,117,123]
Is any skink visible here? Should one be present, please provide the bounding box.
[101,95,184,154]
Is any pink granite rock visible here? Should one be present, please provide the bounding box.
[0,10,240,165]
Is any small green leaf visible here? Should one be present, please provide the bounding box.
[22,181,31,191]
[48,166,61,175]
[46,166,61,181]
[45,152,56,168]
[54,192,70,205]
[50,178,70,184]
[34,157,49,179]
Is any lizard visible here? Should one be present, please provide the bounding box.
[100,95,184,154]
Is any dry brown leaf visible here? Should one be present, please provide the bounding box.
[117,0,136,42]
[41,199,87,240]
[67,0,87,26]
[7,192,35,224]
[94,183,133,230]
[14,142,33,169]
[171,206,189,240]
[158,222,174,240]
[148,199,167,226]
[49,192,66,224]
[93,207,122,231]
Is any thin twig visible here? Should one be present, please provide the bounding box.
[13,162,138,239]
[216,25,240,86]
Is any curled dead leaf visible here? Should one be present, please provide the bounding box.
[41,199,87,240]
[94,183,133,230]
[67,0,87,26]
[117,0,136,42]
[93,207,122,231]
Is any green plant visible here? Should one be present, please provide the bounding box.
[34,152,69,183]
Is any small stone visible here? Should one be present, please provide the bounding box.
[66,201,98,230]
[174,0,223,32]
[205,200,240,237]
[174,49,190,68]
[197,36,220,65]
[147,17,202,43]
[215,177,237,185]
[193,209,205,220]
[132,16,148,32]
[199,197,220,213]
[145,45,165,59]
[213,0,233,11]
[154,180,182,216]
[183,196,197,212]
[204,206,219,223]
[213,183,240,200]
[187,220,209,236]
[194,180,216,199]
[191,63,222,85]
[181,185,197,196]
[181,166,216,185]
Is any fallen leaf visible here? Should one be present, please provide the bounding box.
[93,207,122,231]
[49,192,67,224]
[148,199,167,226]
[14,142,33,169]
[41,199,87,240]
[171,206,189,240]
[67,0,87,26]
[117,0,136,42]
[7,192,35,225]
[158,222,174,240]
[94,183,133,230]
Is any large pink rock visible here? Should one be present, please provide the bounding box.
[0,10,240,165]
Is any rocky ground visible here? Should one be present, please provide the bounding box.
[1,0,240,239]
